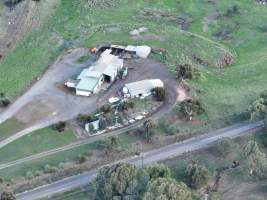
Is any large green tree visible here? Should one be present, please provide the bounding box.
[0,191,16,200]
[249,91,267,125]
[143,178,192,200]
[243,140,267,179]
[145,164,171,180]
[94,163,148,200]
[186,163,210,189]
[143,120,155,142]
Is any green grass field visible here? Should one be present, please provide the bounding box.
[0,131,142,180]
[0,118,25,141]
[0,126,77,164]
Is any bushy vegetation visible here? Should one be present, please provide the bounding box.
[249,90,267,124]
[0,191,16,200]
[186,163,210,189]
[152,87,166,101]
[243,140,267,179]
[93,163,192,200]
[178,99,205,120]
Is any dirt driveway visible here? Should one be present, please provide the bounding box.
[0,48,181,127]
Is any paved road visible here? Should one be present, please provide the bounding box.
[16,121,264,200]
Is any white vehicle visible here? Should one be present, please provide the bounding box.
[109,97,120,104]
[135,115,144,120]
[142,111,148,115]
[129,119,135,123]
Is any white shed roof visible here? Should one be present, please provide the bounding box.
[125,45,151,58]
[125,79,164,97]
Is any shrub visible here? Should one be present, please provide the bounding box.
[101,104,113,114]
[179,99,205,120]
[186,163,210,189]
[53,121,67,132]
[77,155,87,164]
[211,138,235,157]
[99,117,107,130]
[152,87,166,101]
[119,101,135,111]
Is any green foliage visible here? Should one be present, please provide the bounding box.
[145,164,171,180]
[0,191,16,200]
[211,138,235,157]
[143,120,155,142]
[94,163,144,200]
[53,121,67,132]
[3,0,24,6]
[152,87,166,101]
[0,93,10,108]
[77,114,98,125]
[101,104,113,114]
[97,136,119,155]
[248,91,267,122]
[105,113,115,127]
[186,163,210,189]
[143,178,192,200]
[119,101,135,111]
[179,99,205,120]
[243,140,267,179]
[98,117,107,130]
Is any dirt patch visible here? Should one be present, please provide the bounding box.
[219,176,267,200]
[15,99,58,124]
[0,48,179,128]
[131,32,165,42]
[177,86,189,102]
[139,8,194,30]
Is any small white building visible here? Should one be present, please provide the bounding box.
[85,120,100,133]
[123,79,164,98]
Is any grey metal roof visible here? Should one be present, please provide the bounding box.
[76,77,99,92]
[125,79,164,96]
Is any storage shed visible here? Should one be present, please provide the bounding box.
[123,79,164,98]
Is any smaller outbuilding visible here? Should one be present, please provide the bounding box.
[85,120,100,133]
[123,79,164,98]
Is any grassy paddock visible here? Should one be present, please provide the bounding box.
[0,126,77,164]
[0,118,25,141]
[0,131,142,180]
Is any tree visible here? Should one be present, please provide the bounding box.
[176,63,193,80]
[186,163,210,189]
[98,117,107,130]
[211,138,235,157]
[101,104,112,114]
[145,164,171,180]
[53,121,67,132]
[152,87,166,101]
[97,136,119,155]
[94,163,144,200]
[248,91,267,125]
[143,120,155,142]
[243,140,267,179]
[0,191,16,200]
[119,101,134,111]
[179,99,205,120]
[143,178,192,200]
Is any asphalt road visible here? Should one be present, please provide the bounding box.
[16,120,264,200]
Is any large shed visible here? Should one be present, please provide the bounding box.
[123,79,164,98]
[66,49,123,96]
